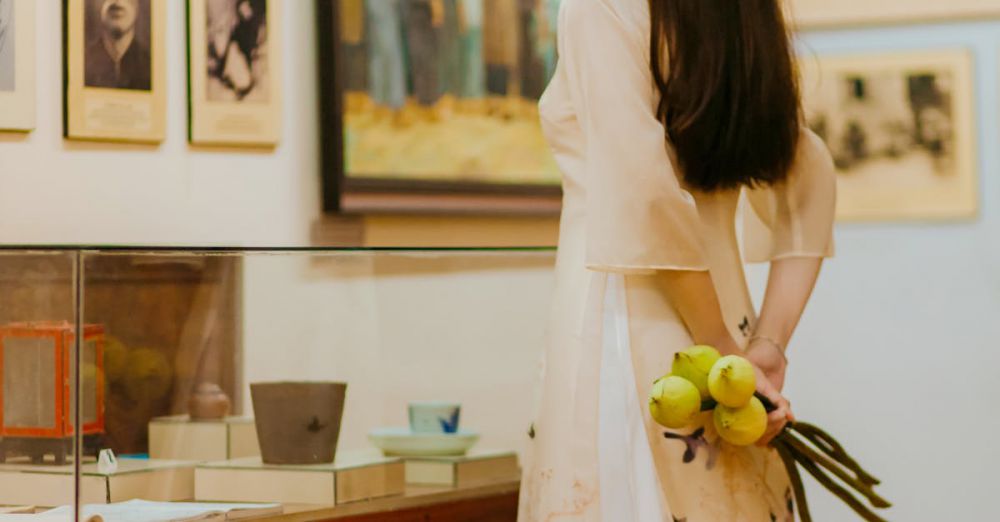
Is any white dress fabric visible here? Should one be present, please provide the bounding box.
[517,0,837,520]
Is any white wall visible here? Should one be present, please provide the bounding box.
[241,252,554,457]
[0,0,319,246]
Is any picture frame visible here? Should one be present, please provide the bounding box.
[316,0,563,215]
[187,0,282,147]
[0,0,36,132]
[63,0,167,143]
[789,0,1000,29]
[799,49,978,221]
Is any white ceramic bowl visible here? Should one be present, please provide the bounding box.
[368,427,479,457]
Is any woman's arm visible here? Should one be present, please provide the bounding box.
[746,256,823,444]
[656,270,741,356]
[658,268,799,446]
[747,257,824,391]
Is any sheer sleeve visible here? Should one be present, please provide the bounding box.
[743,129,837,263]
[558,0,707,273]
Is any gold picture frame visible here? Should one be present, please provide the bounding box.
[800,49,978,221]
[187,0,281,147]
[64,0,167,143]
[0,0,36,131]
[789,0,1000,28]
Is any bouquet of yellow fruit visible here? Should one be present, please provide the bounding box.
[649,345,890,522]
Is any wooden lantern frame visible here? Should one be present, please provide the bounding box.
[0,322,105,463]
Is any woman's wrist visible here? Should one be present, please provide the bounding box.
[707,333,742,357]
[747,335,788,367]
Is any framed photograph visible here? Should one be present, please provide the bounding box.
[800,50,977,221]
[0,0,36,131]
[187,0,282,147]
[317,0,563,215]
[789,0,1000,28]
[64,0,167,143]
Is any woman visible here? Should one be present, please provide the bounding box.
[401,0,442,109]
[457,0,484,101]
[364,0,406,112]
[482,0,518,100]
[0,0,13,92]
[519,0,836,521]
[208,0,265,100]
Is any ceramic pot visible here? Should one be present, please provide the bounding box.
[250,382,347,465]
[188,382,231,421]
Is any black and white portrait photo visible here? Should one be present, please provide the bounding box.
[0,0,14,92]
[84,0,151,91]
[206,0,268,102]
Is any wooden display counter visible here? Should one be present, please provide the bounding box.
[267,480,519,522]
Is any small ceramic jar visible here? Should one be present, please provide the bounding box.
[188,382,231,421]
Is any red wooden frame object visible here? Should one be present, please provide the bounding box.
[0,322,106,440]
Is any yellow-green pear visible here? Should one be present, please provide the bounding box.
[649,376,701,429]
[713,396,768,446]
[670,345,721,399]
[708,355,756,408]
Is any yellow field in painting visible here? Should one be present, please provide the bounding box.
[344,100,561,185]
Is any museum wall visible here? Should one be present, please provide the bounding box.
[0,0,318,246]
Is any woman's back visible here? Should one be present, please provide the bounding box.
[520,0,836,520]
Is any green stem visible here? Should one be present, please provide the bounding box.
[794,449,888,522]
[783,432,891,509]
[774,439,812,522]
[793,422,881,486]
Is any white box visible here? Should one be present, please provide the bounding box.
[148,416,259,462]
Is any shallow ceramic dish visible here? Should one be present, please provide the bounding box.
[368,427,479,457]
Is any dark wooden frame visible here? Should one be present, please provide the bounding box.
[315,0,562,216]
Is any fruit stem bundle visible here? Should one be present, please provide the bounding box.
[754,392,890,522]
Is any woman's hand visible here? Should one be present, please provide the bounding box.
[746,341,792,446]
[746,339,787,391]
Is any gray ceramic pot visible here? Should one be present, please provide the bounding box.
[250,382,347,465]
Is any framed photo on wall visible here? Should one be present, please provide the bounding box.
[64,0,167,143]
[790,0,1000,28]
[187,0,282,147]
[800,49,978,221]
[317,0,563,215]
[0,0,36,131]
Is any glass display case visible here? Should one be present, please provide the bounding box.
[0,246,556,521]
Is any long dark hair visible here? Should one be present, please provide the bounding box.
[649,0,801,192]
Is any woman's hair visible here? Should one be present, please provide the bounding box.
[649,0,801,191]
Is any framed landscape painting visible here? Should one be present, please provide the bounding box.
[317,0,563,215]
[789,0,1000,28]
[799,49,977,221]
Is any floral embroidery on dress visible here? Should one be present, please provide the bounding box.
[663,427,720,470]
[769,487,796,522]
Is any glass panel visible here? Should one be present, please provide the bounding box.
[3,337,57,429]
[0,251,78,507]
[77,248,555,520]
[81,340,98,426]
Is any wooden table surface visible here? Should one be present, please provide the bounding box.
[264,480,520,522]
